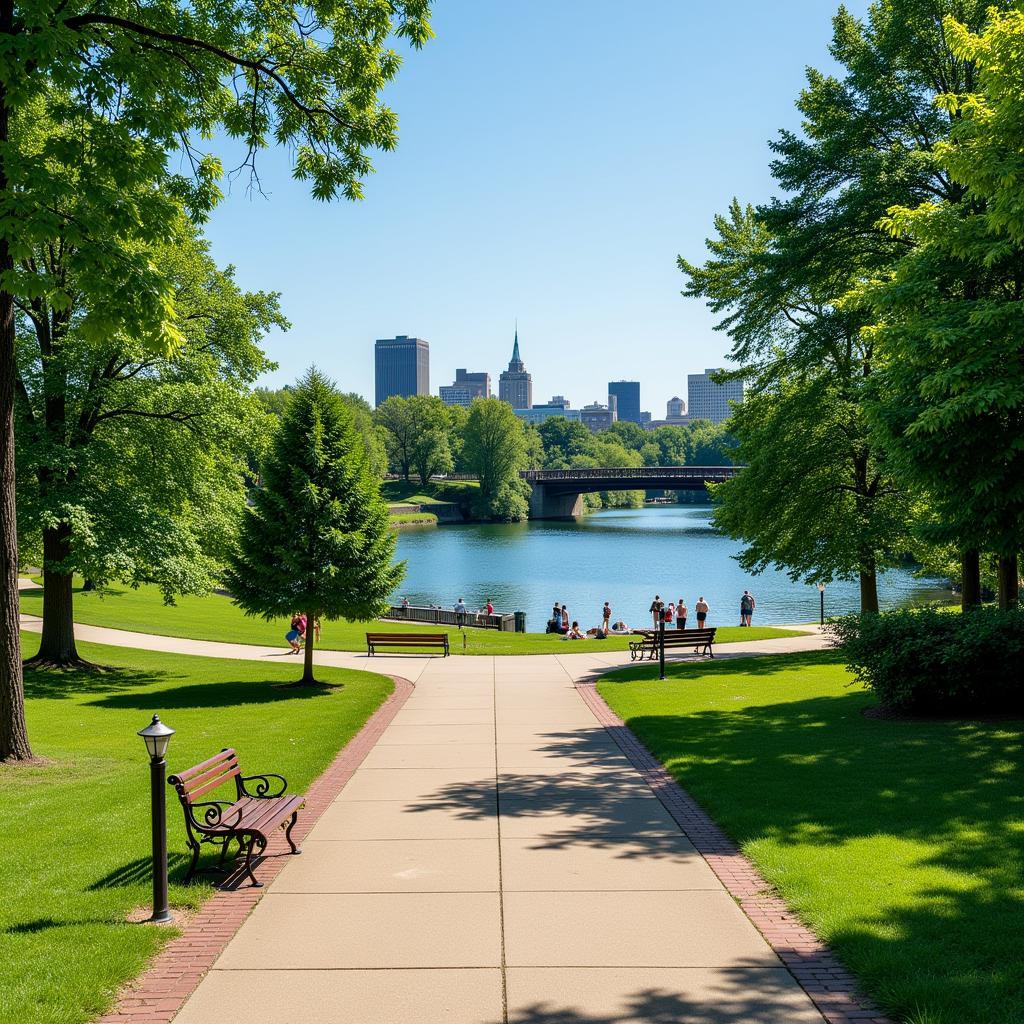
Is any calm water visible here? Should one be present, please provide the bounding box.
[392,504,945,630]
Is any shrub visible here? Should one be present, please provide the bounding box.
[827,607,1024,713]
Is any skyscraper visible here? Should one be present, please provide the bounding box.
[498,327,533,409]
[608,380,641,424]
[687,368,744,423]
[374,335,429,407]
[455,368,490,399]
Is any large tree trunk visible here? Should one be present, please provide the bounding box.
[300,610,316,684]
[997,554,1019,611]
[961,549,982,610]
[0,75,32,762]
[858,546,879,614]
[27,524,82,666]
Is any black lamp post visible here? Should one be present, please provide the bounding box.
[818,583,826,627]
[658,607,666,681]
[137,714,175,924]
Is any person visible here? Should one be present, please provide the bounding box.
[695,596,709,627]
[740,590,756,626]
[484,598,494,616]
[454,597,467,615]
[285,614,303,654]
[610,619,631,634]
[400,596,411,614]
[602,601,612,632]
[565,620,585,640]
[677,598,687,630]
[649,594,664,626]
[313,617,322,642]
[665,601,675,625]
[552,599,562,625]
[561,604,569,631]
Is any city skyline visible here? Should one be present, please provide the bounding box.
[201,1,866,415]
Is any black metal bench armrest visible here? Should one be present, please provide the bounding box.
[237,772,289,799]
[188,800,245,832]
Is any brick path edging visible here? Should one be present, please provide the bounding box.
[95,674,416,1024]
[575,675,893,1024]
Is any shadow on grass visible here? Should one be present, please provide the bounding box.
[90,680,332,710]
[22,662,170,699]
[87,854,194,892]
[599,652,1024,1023]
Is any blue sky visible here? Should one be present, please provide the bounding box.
[203,0,868,415]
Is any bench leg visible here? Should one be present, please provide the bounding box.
[183,839,201,885]
[241,834,265,888]
[284,811,302,855]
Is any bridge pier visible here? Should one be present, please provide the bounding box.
[527,485,584,520]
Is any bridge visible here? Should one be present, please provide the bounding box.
[520,466,739,519]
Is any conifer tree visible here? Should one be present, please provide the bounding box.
[225,369,404,683]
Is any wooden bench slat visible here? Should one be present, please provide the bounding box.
[185,765,242,802]
[180,757,240,796]
[174,748,237,782]
[366,631,449,656]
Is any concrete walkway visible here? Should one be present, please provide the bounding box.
[166,653,826,1023]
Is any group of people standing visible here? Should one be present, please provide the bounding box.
[647,595,706,629]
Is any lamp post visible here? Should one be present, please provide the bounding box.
[818,583,826,627]
[137,714,175,924]
[658,607,666,681]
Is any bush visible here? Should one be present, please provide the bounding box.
[827,607,1024,713]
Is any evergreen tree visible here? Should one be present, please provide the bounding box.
[225,369,404,683]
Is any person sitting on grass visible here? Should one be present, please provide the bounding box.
[609,619,631,634]
[565,620,585,640]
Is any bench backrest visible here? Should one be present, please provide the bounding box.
[168,749,239,805]
[366,632,448,642]
[638,628,716,642]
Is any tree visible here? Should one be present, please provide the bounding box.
[537,417,595,469]
[679,1,999,612]
[16,218,280,665]
[225,369,403,683]
[0,2,432,760]
[374,395,416,480]
[863,8,1024,609]
[407,395,453,485]
[713,368,911,605]
[462,398,530,521]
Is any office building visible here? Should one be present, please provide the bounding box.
[581,398,618,433]
[687,368,744,423]
[439,367,490,407]
[639,411,652,426]
[515,396,581,426]
[374,335,429,406]
[454,368,490,400]
[439,385,474,407]
[644,397,690,430]
[498,328,533,409]
[608,380,641,424]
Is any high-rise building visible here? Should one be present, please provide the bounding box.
[608,380,641,424]
[498,328,533,409]
[581,400,618,433]
[454,368,490,399]
[439,368,490,407]
[439,385,474,407]
[687,368,744,423]
[375,335,429,406]
[666,396,688,422]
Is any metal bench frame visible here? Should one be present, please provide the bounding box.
[168,748,303,888]
[366,631,450,656]
[629,627,717,662]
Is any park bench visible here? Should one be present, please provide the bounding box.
[366,631,450,656]
[168,749,303,888]
[629,627,717,662]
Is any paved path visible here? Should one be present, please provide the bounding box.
[164,653,826,1023]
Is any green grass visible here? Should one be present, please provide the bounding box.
[19,580,805,655]
[380,479,478,507]
[389,511,438,526]
[598,651,1024,1024]
[0,634,393,1024]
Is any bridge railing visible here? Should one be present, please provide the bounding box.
[380,605,516,631]
[520,466,738,482]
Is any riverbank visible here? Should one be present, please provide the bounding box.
[18,578,807,656]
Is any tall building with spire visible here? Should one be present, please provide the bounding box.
[498,327,533,409]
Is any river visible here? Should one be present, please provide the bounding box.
[391,504,945,630]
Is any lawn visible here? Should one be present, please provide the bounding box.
[19,580,805,655]
[379,478,479,507]
[389,511,439,526]
[0,634,394,1024]
[598,652,1024,1024]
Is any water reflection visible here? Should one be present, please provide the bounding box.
[392,504,945,629]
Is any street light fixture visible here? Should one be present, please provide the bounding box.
[137,714,175,924]
[818,583,826,627]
